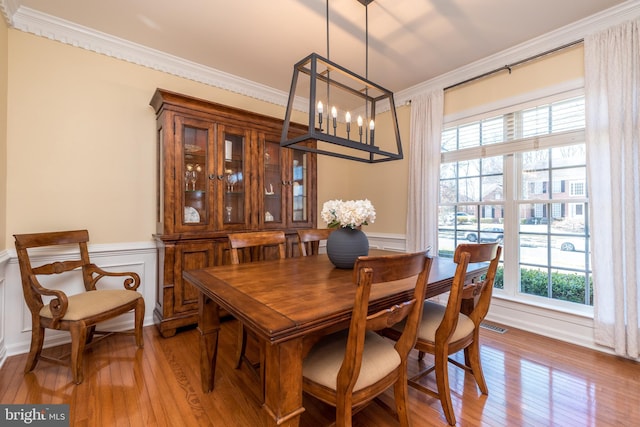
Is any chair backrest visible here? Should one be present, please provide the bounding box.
[437,242,502,342]
[14,230,93,317]
[457,242,502,325]
[227,231,287,264]
[338,252,433,393]
[296,228,334,256]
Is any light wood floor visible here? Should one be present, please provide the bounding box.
[1,320,638,426]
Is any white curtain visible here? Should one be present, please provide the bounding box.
[406,89,444,253]
[585,19,640,358]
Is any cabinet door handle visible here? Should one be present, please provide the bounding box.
[209,174,217,180]
[282,180,287,185]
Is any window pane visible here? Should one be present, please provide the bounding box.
[481,175,503,201]
[551,98,585,132]
[519,202,591,304]
[522,105,550,137]
[440,161,456,179]
[442,128,457,152]
[522,169,550,200]
[551,144,586,168]
[459,123,480,149]
[482,156,503,175]
[482,117,504,145]
[440,178,457,203]
[522,149,549,170]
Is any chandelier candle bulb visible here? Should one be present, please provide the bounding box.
[345,112,351,137]
[357,115,363,143]
[317,101,323,131]
[331,106,337,135]
[369,120,375,145]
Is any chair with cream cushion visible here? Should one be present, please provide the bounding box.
[384,242,501,425]
[296,228,334,256]
[302,252,433,427]
[14,230,144,384]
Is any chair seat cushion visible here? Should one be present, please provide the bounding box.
[303,329,400,392]
[40,289,142,320]
[393,301,475,344]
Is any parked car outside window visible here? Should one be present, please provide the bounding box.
[447,212,476,224]
[464,225,503,243]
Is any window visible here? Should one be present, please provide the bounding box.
[438,95,592,306]
[570,181,585,196]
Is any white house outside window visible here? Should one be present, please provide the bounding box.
[438,94,592,306]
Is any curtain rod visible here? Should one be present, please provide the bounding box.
[444,39,584,91]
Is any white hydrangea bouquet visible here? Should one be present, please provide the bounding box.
[321,199,376,229]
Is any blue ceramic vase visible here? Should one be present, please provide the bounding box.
[326,227,369,269]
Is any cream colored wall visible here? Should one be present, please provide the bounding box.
[5,30,306,245]
[444,44,584,115]
[0,17,8,250]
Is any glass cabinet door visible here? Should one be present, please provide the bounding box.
[291,149,309,223]
[220,125,249,229]
[178,117,212,230]
[263,138,284,227]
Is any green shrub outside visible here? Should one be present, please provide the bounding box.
[438,255,591,305]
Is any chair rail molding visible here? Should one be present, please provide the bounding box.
[0,249,11,369]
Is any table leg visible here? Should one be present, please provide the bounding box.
[262,338,305,427]
[198,293,220,393]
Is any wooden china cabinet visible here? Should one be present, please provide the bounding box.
[150,89,316,337]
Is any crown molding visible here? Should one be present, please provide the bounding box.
[395,1,640,104]
[3,1,639,113]
[4,5,309,111]
[0,0,18,25]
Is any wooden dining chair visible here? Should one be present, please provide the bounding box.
[384,242,501,425]
[296,228,335,256]
[302,252,433,427]
[13,230,145,384]
[227,231,286,393]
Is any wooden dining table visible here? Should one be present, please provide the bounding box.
[183,250,489,427]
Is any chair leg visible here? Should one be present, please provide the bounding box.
[258,342,266,404]
[235,323,248,369]
[467,339,488,394]
[69,323,88,384]
[394,364,411,427]
[335,390,353,427]
[86,325,96,344]
[25,322,45,374]
[134,297,145,348]
[435,350,456,426]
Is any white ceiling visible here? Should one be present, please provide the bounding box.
[1,0,634,95]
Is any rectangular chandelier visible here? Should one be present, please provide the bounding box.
[280,53,403,163]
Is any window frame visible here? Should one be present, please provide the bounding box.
[439,90,592,311]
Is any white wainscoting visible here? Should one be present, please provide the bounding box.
[0,241,157,369]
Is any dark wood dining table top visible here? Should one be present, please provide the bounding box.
[183,249,488,344]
